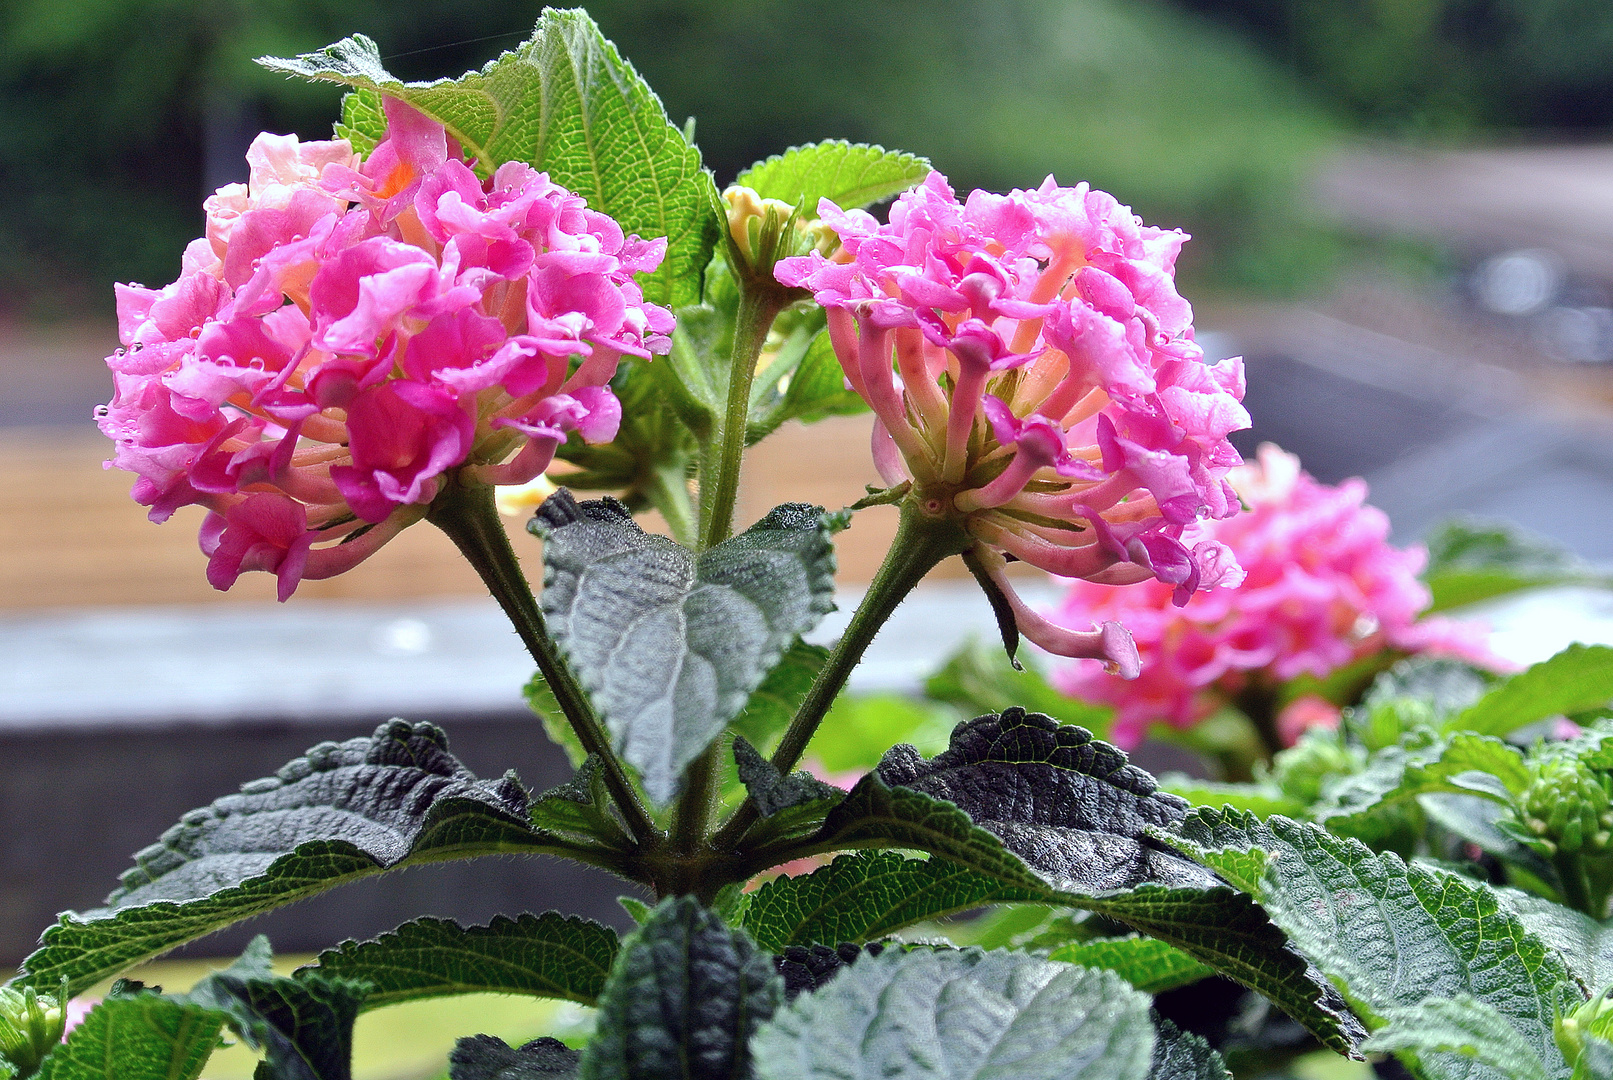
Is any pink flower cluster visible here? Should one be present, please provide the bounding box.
[776,172,1249,675]
[1053,444,1495,748]
[99,98,671,599]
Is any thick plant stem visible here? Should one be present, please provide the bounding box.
[428,477,658,845]
[711,501,971,851]
[669,741,721,856]
[643,455,698,548]
[698,287,785,550]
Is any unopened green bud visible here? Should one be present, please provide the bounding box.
[1557,985,1613,1066]
[1521,758,1613,856]
[0,985,66,1077]
[720,185,835,282]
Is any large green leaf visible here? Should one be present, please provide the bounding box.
[1167,809,1577,1079]
[1047,936,1214,994]
[1498,890,1613,994]
[303,913,619,1010]
[1423,517,1609,611]
[259,8,719,307]
[1311,731,1529,839]
[15,722,559,995]
[35,995,226,1080]
[750,948,1156,1080]
[531,493,836,803]
[735,141,930,212]
[578,897,781,1080]
[1361,995,1552,1080]
[1453,645,1613,737]
[184,938,369,1080]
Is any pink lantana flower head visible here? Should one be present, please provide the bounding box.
[776,172,1249,676]
[99,98,673,599]
[1051,444,1499,748]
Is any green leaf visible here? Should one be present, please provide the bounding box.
[525,671,587,767]
[450,1035,579,1079]
[923,640,1113,738]
[750,948,1156,1080]
[1047,936,1214,994]
[528,757,634,853]
[820,708,1212,892]
[16,722,553,995]
[1361,995,1552,1080]
[1158,777,1304,818]
[259,9,719,308]
[1424,516,1608,611]
[35,996,226,1080]
[1167,809,1576,1078]
[1498,889,1613,994]
[183,937,368,1080]
[1149,1018,1231,1080]
[333,88,385,156]
[302,913,619,1010]
[735,141,930,212]
[729,639,828,755]
[662,302,730,421]
[1453,645,1613,737]
[1312,732,1530,839]
[531,493,836,803]
[747,327,869,442]
[578,897,781,1080]
[732,737,843,848]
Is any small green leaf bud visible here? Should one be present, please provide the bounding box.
[0,985,66,1077]
[1557,985,1613,1066]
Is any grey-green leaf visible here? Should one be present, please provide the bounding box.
[259,9,718,308]
[735,141,930,212]
[532,493,836,803]
[1048,936,1214,995]
[450,1035,580,1079]
[15,722,549,995]
[1150,1018,1231,1080]
[303,913,619,1010]
[751,948,1155,1080]
[1497,889,1613,995]
[1167,808,1576,1079]
[35,997,226,1080]
[578,897,781,1080]
[1453,644,1613,737]
[1361,995,1552,1080]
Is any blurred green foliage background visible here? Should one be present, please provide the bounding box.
[3,0,1609,318]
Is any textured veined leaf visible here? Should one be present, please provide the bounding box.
[1361,996,1552,1080]
[449,1034,579,1079]
[1166,808,1578,1080]
[532,492,836,803]
[16,722,557,995]
[751,949,1156,1080]
[578,897,781,1080]
[736,141,930,212]
[1150,1018,1232,1080]
[260,9,719,308]
[1048,936,1214,994]
[304,913,619,1009]
[35,996,227,1080]
[1312,731,1529,839]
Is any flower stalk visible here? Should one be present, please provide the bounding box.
[698,286,787,550]
[427,475,658,845]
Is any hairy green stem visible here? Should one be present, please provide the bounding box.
[1555,849,1599,916]
[669,741,722,857]
[711,501,971,852]
[697,287,786,550]
[643,455,698,548]
[428,477,658,845]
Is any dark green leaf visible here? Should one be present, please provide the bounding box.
[1453,645,1613,737]
[578,897,781,1080]
[303,913,619,1010]
[532,493,836,803]
[1048,936,1214,994]
[750,948,1155,1080]
[771,942,887,1000]
[735,141,930,212]
[1360,995,1551,1080]
[529,758,634,853]
[1150,1017,1231,1080]
[35,997,226,1080]
[184,938,368,1080]
[260,10,719,308]
[16,722,550,995]
[732,737,843,848]
[1423,517,1608,611]
[1167,808,1575,1079]
[450,1035,579,1079]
